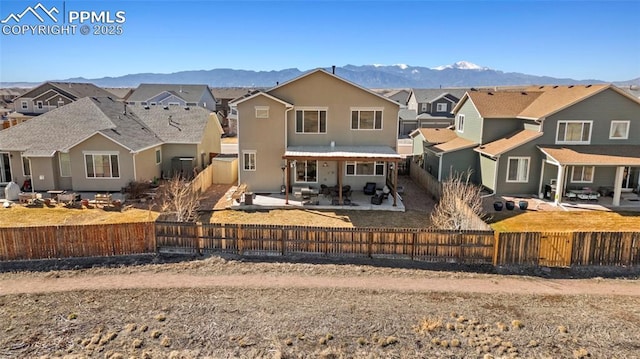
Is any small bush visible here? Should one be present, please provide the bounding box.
[511,320,524,329]
[132,339,143,348]
[150,330,162,339]
[155,313,167,322]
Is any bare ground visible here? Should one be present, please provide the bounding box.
[1,257,639,358]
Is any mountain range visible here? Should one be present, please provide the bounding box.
[2,61,638,89]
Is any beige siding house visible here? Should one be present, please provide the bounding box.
[232,69,402,205]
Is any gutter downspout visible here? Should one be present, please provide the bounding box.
[284,106,293,204]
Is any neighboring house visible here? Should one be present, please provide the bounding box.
[103,87,134,101]
[402,88,467,136]
[417,84,640,206]
[0,88,28,107]
[384,89,410,105]
[231,69,402,205]
[211,87,264,136]
[127,84,217,112]
[0,97,222,192]
[11,82,115,116]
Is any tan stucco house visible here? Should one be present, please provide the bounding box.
[0,97,222,192]
[231,69,402,205]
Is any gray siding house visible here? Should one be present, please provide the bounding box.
[128,84,217,112]
[401,88,467,136]
[11,82,115,116]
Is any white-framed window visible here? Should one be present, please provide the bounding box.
[457,114,465,133]
[609,120,629,139]
[506,157,530,183]
[242,151,256,171]
[436,103,448,112]
[345,161,385,176]
[84,152,120,179]
[168,102,180,106]
[36,101,43,109]
[59,152,71,177]
[571,166,594,183]
[295,160,317,183]
[295,109,327,133]
[155,148,162,165]
[255,106,269,119]
[22,156,31,176]
[351,108,382,130]
[21,101,27,110]
[556,121,592,144]
[57,100,64,107]
[421,103,427,112]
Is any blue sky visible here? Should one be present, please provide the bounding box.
[0,0,639,83]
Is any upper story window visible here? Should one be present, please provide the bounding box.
[255,106,269,119]
[21,101,27,109]
[84,152,120,179]
[36,101,43,109]
[609,120,629,140]
[351,109,382,130]
[346,161,385,176]
[457,114,465,133]
[296,109,327,133]
[556,121,591,144]
[436,103,448,112]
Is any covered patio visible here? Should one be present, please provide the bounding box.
[538,145,640,207]
[281,145,403,208]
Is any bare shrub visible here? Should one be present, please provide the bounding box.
[156,175,200,222]
[430,171,486,230]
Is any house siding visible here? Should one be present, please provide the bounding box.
[160,143,199,178]
[29,157,56,191]
[440,148,479,182]
[481,119,522,144]
[68,134,134,191]
[407,93,418,111]
[455,99,483,143]
[135,146,162,183]
[479,154,497,191]
[494,141,543,195]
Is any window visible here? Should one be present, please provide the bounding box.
[59,153,71,177]
[351,109,382,130]
[84,152,120,178]
[421,103,427,112]
[296,109,327,133]
[346,161,385,176]
[21,101,27,110]
[609,121,629,139]
[556,121,591,144]
[457,114,465,133]
[295,160,317,182]
[36,101,43,109]
[141,102,148,106]
[571,166,594,183]
[57,100,64,108]
[436,103,448,112]
[506,157,529,183]
[242,151,256,171]
[22,156,31,176]
[255,106,269,118]
[168,102,180,106]
[155,149,162,165]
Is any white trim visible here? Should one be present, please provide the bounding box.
[32,89,73,103]
[295,108,328,134]
[21,155,31,177]
[63,131,141,153]
[456,114,465,133]
[506,156,530,183]
[350,108,383,131]
[82,151,121,179]
[58,152,72,177]
[155,148,162,165]
[570,165,595,183]
[255,106,270,119]
[230,91,294,107]
[609,120,630,140]
[36,101,43,109]
[294,159,318,183]
[436,103,448,112]
[555,120,592,144]
[242,150,256,171]
[20,101,28,109]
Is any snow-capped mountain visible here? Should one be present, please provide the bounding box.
[432,61,490,71]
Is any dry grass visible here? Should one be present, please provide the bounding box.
[0,205,159,227]
[489,210,640,232]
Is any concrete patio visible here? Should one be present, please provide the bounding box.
[484,191,640,213]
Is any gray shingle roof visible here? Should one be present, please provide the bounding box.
[411,88,467,103]
[210,87,265,100]
[0,97,211,156]
[17,82,114,101]
[128,84,214,103]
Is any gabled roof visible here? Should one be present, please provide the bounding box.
[387,89,411,104]
[210,87,265,100]
[410,88,467,103]
[267,69,401,107]
[103,87,134,100]
[455,90,542,118]
[16,82,115,101]
[229,91,293,107]
[410,128,458,144]
[128,84,215,104]
[538,145,640,166]
[0,97,213,157]
[430,137,477,154]
[475,130,543,157]
[399,109,417,121]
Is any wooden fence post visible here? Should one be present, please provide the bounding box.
[411,230,418,261]
[368,231,373,258]
[281,227,286,256]
[196,222,204,255]
[237,224,243,255]
[492,232,500,266]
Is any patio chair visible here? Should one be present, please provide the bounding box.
[363,182,376,195]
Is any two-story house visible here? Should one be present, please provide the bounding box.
[11,82,115,116]
[400,88,467,136]
[231,68,402,206]
[127,84,217,112]
[422,84,640,206]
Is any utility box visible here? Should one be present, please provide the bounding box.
[171,157,196,179]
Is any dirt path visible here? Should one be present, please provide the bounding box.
[2,272,639,296]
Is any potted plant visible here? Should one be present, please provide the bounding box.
[505,200,515,210]
[518,200,528,210]
[493,201,503,211]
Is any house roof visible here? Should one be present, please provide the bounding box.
[0,97,212,157]
[475,130,543,157]
[415,112,454,120]
[16,82,114,101]
[459,90,542,118]
[210,87,265,100]
[538,145,640,166]
[410,128,458,144]
[284,145,401,160]
[229,91,294,107]
[103,87,133,100]
[430,137,477,154]
[386,89,411,104]
[517,84,612,119]
[128,84,214,103]
[399,109,417,121]
[410,88,467,103]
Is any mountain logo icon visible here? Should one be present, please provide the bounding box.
[1,3,59,24]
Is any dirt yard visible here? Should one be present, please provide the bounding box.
[1,257,639,358]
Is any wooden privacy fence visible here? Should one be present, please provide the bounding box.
[155,221,496,264]
[495,231,640,267]
[0,222,156,261]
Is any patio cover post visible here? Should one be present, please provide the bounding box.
[337,160,343,204]
[554,165,565,206]
[392,159,398,207]
[285,159,290,205]
[612,166,624,206]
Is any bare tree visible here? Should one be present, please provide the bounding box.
[430,171,486,230]
[156,175,200,222]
